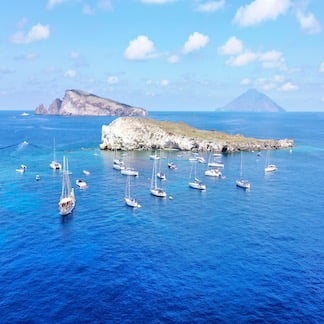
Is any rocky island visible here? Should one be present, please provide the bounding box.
[35,89,147,116]
[100,117,293,152]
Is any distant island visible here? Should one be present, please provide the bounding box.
[218,89,285,112]
[35,89,148,116]
[100,117,293,152]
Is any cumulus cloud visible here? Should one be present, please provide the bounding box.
[320,62,324,72]
[10,24,50,44]
[70,51,80,59]
[233,0,290,27]
[64,69,77,78]
[280,82,299,91]
[296,10,322,34]
[226,51,258,66]
[167,55,180,63]
[107,76,119,84]
[240,78,251,85]
[124,35,157,60]
[219,37,286,70]
[98,0,113,11]
[195,0,225,13]
[218,36,243,55]
[183,32,209,54]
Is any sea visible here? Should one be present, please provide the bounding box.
[0,111,323,322]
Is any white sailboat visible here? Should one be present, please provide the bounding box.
[150,158,167,197]
[264,150,277,173]
[189,161,206,190]
[50,138,62,170]
[236,151,250,190]
[149,151,160,160]
[121,167,139,176]
[125,175,141,208]
[58,156,75,216]
[156,159,167,180]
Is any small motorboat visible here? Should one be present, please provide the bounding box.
[208,162,224,168]
[197,156,206,164]
[76,179,88,189]
[83,170,91,176]
[149,154,160,160]
[167,162,177,169]
[35,175,40,181]
[16,168,25,173]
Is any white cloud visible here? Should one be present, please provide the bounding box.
[240,78,251,85]
[107,76,119,84]
[259,50,285,69]
[124,35,157,60]
[273,74,285,82]
[296,10,322,34]
[183,32,209,54]
[195,0,225,13]
[167,55,180,63]
[64,69,77,78]
[218,36,243,55]
[280,82,299,91]
[140,0,176,3]
[14,52,38,60]
[233,0,290,27]
[160,79,169,87]
[320,62,324,72]
[10,24,50,44]
[47,0,67,9]
[226,51,258,66]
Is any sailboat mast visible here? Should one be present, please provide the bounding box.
[151,159,155,190]
[53,137,56,161]
[240,151,243,179]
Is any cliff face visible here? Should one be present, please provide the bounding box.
[35,89,148,116]
[219,89,285,112]
[100,117,293,152]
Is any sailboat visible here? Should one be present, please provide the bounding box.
[125,175,141,208]
[58,156,75,216]
[189,161,206,190]
[264,150,277,173]
[236,151,250,190]
[150,158,167,197]
[50,138,62,170]
[156,159,167,180]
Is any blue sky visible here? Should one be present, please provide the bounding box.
[0,0,323,111]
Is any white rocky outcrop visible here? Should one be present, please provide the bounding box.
[100,117,294,152]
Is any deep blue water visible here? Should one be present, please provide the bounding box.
[0,111,323,322]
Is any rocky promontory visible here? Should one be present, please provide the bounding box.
[100,117,293,152]
[35,89,148,116]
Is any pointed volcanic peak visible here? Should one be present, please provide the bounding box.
[219,89,285,112]
[35,89,148,116]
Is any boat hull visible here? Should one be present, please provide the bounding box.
[189,182,206,190]
[125,197,141,208]
[236,180,250,189]
[150,188,167,197]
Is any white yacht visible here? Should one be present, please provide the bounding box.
[264,150,277,173]
[76,179,88,189]
[205,168,222,177]
[150,157,167,197]
[125,175,141,208]
[121,168,139,176]
[236,151,251,190]
[189,161,206,190]
[58,157,75,216]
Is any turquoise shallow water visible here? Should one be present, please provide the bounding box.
[0,111,323,322]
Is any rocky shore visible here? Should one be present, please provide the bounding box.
[35,89,147,117]
[100,117,294,152]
